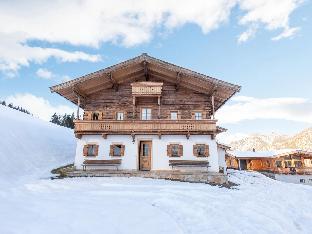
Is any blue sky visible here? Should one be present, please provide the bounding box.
[0,0,311,142]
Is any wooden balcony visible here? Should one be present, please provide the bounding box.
[74,119,217,136]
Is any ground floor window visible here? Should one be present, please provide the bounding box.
[193,144,209,157]
[294,160,302,168]
[167,144,183,157]
[83,144,99,157]
[110,144,125,156]
[275,160,282,168]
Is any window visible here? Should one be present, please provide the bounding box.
[110,144,125,156]
[193,144,209,157]
[92,112,99,120]
[141,108,152,120]
[284,160,292,168]
[170,111,178,120]
[294,161,302,168]
[300,179,305,183]
[275,161,282,168]
[143,143,149,156]
[167,144,183,157]
[194,112,202,120]
[83,144,98,157]
[116,112,124,120]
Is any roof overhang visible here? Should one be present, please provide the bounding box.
[50,53,241,109]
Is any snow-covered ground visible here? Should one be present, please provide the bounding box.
[1,105,312,234]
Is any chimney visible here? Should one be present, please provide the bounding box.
[252,148,256,152]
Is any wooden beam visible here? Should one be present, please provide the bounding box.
[175,72,182,91]
[143,61,149,81]
[108,73,118,91]
[73,86,87,101]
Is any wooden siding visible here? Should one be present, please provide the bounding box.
[83,78,212,120]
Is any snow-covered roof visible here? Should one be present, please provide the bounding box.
[227,149,312,159]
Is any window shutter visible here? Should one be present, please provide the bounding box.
[178,145,183,157]
[191,112,195,120]
[193,145,198,156]
[109,145,114,156]
[83,145,89,156]
[120,145,125,156]
[94,145,99,156]
[167,145,172,157]
[204,145,209,157]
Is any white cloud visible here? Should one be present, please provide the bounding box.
[5,93,75,121]
[36,68,53,80]
[216,96,312,124]
[238,25,257,43]
[238,0,303,42]
[272,26,300,40]
[0,0,303,74]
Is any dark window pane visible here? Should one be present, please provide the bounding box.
[113,145,121,156]
[171,145,179,157]
[143,144,149,156]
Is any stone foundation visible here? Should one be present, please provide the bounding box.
[65,169,228,184]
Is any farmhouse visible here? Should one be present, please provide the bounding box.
[50,53,240,183]
[226,149,312,184]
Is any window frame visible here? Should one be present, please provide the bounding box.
[167,143,183,157]
[83,144,98,157]
[170,111,178,120]
[193,112,203,120]
[109,144,125,157]
[141,108,152,120]
[116,112,124,120]
[193,144,209,157]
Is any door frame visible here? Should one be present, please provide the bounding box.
[138,140,152,171]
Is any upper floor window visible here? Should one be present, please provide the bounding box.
[170,111,178,120]
[116,112,124,120]
[194,112,202,120]
[92,112,99,121]
[141,108,151,120]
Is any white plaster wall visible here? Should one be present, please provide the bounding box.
[75,135,137,170]
[74,134,220,172]
[217,147,227,174]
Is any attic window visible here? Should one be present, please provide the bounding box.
[92,112,99,120]
[194,112,202,120]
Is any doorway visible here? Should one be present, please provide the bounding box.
[139,141,152,171]
[239,160,247,170]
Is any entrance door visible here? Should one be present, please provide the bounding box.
[139,141,152,171]
[240,160,247,170]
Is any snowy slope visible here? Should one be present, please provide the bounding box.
[0,105,75,185]
[1,105,312,234]
[0,171,311,234]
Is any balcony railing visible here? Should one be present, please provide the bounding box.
[74,119,217,135]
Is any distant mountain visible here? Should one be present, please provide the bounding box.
[230,128,312,151]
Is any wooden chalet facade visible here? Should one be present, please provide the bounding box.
[50,54,240,177]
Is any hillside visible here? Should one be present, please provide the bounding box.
[0,104,311,233]
[0,105,75,185]
[230,128,312,151]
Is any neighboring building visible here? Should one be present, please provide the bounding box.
[50,54,240,181]
[226,149,312,185]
